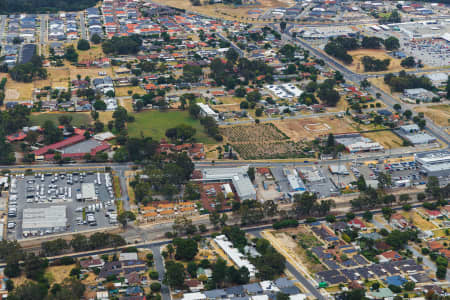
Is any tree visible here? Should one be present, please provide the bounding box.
[357,175,367,191]
[212,258,227,287]
[401,56,415,68]
[247,167,255,182]
[404,281,415,291]
[64,45,78,63]
[447,75,450,99]
[173,238,198,261]
[77,39,90,51]
[362,211,373,222]
[117,211,136,228]
[384,36,400,51]
[436,265,447,279]
[399,194,410,203]
[360,79,371,90]
[426,176,440,199]
[183,64,203,83]
[362,36,383,49]
[6,281,47,300]
[150,282,161,292]
[43,120,62,145]
[326,215,336,223]
[163,261,185,288]
[317,86,340,106]
[91,33,102,44]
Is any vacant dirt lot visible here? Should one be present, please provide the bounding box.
[272,116,355,141]
[347,49,403,73]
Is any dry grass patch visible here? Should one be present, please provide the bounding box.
[415,105,450,127]
[76,45,105,62]
[347,49,403,74]
[362,131,404,149]
[68,65,114,80]
[46,264,75,284]
[405,211,438,231]
[115,86,145,97]
[99,111,114,124]
[272,116,355,141]
[214,96,244,105]
[118,97,134,112]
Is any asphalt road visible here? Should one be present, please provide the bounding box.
[79,11,87,40]
[149,245,171,300]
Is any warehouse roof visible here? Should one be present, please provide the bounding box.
[22,205,67,230]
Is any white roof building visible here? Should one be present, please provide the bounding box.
[214,235,257,278]
[200,166,256,200]
[425,72,449,86]
[81,183,97,201]
[22,205,67,232]
[197,103,219,121]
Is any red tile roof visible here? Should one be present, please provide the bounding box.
[34,134,86,156]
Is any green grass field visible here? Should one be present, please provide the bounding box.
[128,110,216,144]
[30,113,92,127]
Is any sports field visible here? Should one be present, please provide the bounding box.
[128,110,216,144]
[30,112,93,127]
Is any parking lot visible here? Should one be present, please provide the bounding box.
[352,160,426,187]
[8,171,118,240]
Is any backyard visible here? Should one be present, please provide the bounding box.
[128,110,216,144]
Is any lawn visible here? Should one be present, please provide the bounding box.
[30,112,92,127]
[128,110,216,144]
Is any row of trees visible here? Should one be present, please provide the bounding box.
[384,71,433,92]
[0,0,97,13]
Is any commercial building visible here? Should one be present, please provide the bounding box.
[328,165,349,175]
[214,235,256,278]
[22,205,67,233]
[334,133,384,153]
[266,84,303,99]
[403,88,438,102]
[199,166,256,200]
[415,151,450,177]
[80,183,97,201]
[197,103,219,121]
[283,168,306,192]
[396,124,437,145]
[425,72,449,87]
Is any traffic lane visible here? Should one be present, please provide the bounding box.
[150,245,171,300]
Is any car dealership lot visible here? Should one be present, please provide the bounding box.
[7,171,118,240]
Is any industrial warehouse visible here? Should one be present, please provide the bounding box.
[415,151,450,178]
[198,166,257,200]
[22,205,67,235]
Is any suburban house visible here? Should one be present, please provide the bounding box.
[390,213,410,230]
